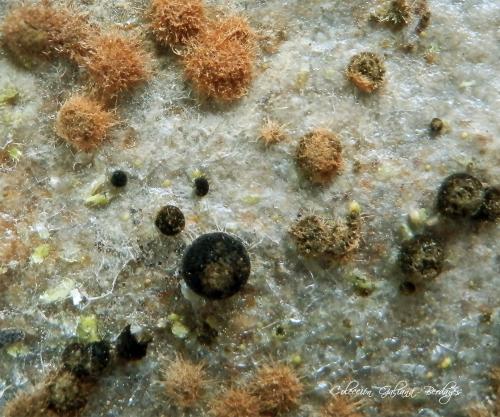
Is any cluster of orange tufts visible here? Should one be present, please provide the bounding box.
[161,358,304,417]
[1,2,153,152]
[148,0,257,102]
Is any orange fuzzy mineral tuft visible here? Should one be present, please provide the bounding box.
[149,0,206,46]
[83,32,152,99]
[249,364,303,415]
[162,356,208,408]
[55,95,115,152]
[183,17,256,101]
[1,2,92,66]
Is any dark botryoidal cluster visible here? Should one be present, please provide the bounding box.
[399,172,499,287]
[436,173,499,221]
[155,205,186,236]
[3,325,150,417]
[181,232,251,299]
[289,204,362,260]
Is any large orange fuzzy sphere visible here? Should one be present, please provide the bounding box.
[150,0,205,46]
[183,18,256,102]
[1,3,91,67]
[55,95,115,152]
[83,32,152,99]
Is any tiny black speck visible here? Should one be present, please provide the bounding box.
[110,170,128,187]
[430,118,444,134]
[194,176,209,197]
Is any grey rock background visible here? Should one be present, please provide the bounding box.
[0,1,498,416]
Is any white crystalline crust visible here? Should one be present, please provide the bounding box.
[0,1,499,416]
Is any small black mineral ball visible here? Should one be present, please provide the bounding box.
[155,205,185,236]
[110,170,128,187]
[436,173,484,218]
[182,232,251,300]
[194,176,209,197]
[399,234,444,282]
[430,118,444,134]
[115,325,150,361]
[477,186,500,221]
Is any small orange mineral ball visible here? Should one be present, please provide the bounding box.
[149,0,206,46]
[183,17,256,101]
[249,364,303,415]
[209,388,260,417]
[296,129,343,184]
[55,95,115,152]
[162,356,208,408]
[83,32,152,99]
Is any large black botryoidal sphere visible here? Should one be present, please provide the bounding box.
[182,232,251,300]
[399,234,444,282]
[436,173,484,218]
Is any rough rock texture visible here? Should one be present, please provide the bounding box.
[0,1,499,417]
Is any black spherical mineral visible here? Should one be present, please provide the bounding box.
[110,170,128,187]
[436,173,484,218]
[399,234,444,281]
[181,232,251,299]
[155,205,185,236]
[194,176,209,197]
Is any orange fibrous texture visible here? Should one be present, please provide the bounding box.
[250,364,303,415]
[1,2,91,67]
[296,129,343,184]
[346,52,386,93]
[83,32,152,99]
[321,396,366,417]
[162,356,208,408]
[4,390,53,417]
[150,0,206,46]
[183,17,256,101]
[259,119,287,146]
[55,95,115,152]
[209,388,260,417]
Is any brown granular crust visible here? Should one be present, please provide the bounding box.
[55,95,115,152]
[0,216,27,267]
[296,129,343,184]
[149,0,206,46]
[289,213,361,259]
[346,52,386,93]
[183,18,256,101]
